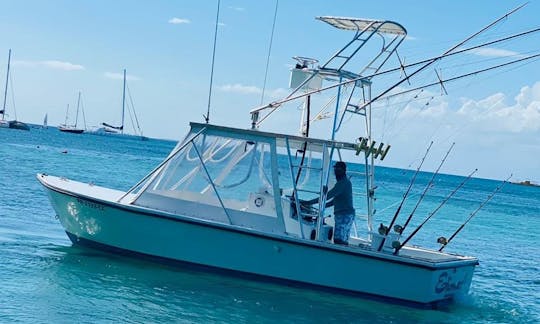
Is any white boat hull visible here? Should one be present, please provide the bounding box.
[38,174,476,307]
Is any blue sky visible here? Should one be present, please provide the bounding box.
[1,0,539,181]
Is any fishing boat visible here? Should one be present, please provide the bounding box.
[37,8,536,307]
[58,92,86,134]
[90,69,147,140]
[1,49,29,131]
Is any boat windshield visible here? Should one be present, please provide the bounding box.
[131,125,284,231]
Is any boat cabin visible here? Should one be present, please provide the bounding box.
[128,122,362,241]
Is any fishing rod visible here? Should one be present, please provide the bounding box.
[398,142,455,235]
[394,168,478,254]
[379,52,540,101]
[330,48,539,128]
[377,141,433,251]
[438,174,511,252]
[379,27,540,83]
[252,26,540,120]
[253,39,540,127]
[250,4,528,122]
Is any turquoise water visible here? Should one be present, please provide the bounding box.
[1,126,539,323]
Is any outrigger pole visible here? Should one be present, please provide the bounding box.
[394,168,478,254]
[379,53,540,101]
[377,141,433,251]
[323,3,529,116]
[398,143,455,234]
[438,175,511,251]
[205,0,221,124]
[250,3,529,122]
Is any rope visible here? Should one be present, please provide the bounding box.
[9,72,17,120]
[126,83,143,135]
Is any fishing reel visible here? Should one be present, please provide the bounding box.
[378,223,404,235]
[437,236,448,245]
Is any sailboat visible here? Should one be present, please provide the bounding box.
[93,69,146,140]
[37,7,537,307]
[1,49,29,131]
[43,113,48,128]
[58,91,86,134]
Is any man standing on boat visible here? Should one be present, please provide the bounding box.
[302,161,355,245]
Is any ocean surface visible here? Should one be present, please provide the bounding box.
[1,125,538,323]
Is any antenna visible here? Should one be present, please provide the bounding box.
[205,0,221,124]
[260,0,279,105]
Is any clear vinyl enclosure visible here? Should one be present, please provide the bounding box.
[128,123,360,238]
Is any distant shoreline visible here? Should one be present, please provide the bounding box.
[513,180,540,187]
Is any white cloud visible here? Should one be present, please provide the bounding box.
[228,6,245,11]
[375,82,540,152]
[104,72,141,81]
[266,88,290,99]
[42,60,84,71]
[405,35,417,41]
[217,84,289,99]
[365,84,540,180]
[469,47,520,58]
[168,17,191,24]
[218,83,262,95]
[13,60,84,71]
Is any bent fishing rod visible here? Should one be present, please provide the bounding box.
[398,142,455,235]
[250,3,528,124]
[377,141,433,251]
[438,174,511,252]
[394,168,478,254]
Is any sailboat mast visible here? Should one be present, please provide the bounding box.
[1,49,11,120]
[75,91,81,128]
[121,69,126,134]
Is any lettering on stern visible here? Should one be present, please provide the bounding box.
[435,270,466,294]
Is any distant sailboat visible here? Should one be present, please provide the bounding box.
[43,113,48,128]
[0,49,29,131]
[95,69,146,140]
[58,91,86,134]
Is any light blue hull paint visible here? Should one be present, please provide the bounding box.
[43,183,475,306]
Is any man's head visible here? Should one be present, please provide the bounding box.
[333,161,346,179]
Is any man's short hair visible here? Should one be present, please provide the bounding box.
[333,161,346,171]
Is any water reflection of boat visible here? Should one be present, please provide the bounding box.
[37,8,537,307]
